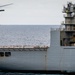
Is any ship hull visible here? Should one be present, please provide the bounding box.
[0,50,47,71]
[0,30,75,73]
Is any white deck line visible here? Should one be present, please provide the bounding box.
[0,45,49,48]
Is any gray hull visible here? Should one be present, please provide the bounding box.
[0,29,75,72]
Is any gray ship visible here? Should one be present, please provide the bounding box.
[0,2,75,74]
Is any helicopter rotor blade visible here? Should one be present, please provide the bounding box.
[0,9,4,11]
[0,3,13,8]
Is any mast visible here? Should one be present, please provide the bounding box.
[60,2,75,46]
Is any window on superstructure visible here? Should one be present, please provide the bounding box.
[73,26,75,30]
[0,52,4,57]
[5,52,11,57]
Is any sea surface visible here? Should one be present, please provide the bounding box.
[0,25,61,75]
[0,25,59,47]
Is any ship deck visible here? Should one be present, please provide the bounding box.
[0,45,49,51]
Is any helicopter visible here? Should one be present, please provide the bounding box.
[0,3,13,12]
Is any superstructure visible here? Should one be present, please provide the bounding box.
[60,2,75,46]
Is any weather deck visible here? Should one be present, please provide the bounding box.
[0,45,49,51]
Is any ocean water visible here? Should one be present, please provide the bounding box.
[0,72,64,75]
[0,25,59,47]
[0,25,61,75]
